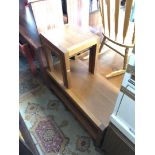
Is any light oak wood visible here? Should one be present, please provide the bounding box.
[99,0,135,46]
[107,0,111,37]
[43,47,124,145]
[98,0,135,78]
[30,0,64,33]
[99,0,105,31]
[132,24,135,44]
[106,69,125,78]
[45,72,105,145]
[99,36,106,53]
[41,25,99,55]
[46,59,119,128]
[66,0,90,58]
[40,24,100,88]
[115,0,120,40]
[66,0,90,30]
[123,0,133,43]
[44,46,54,72]
[60,52,71,88]
[123,47,129,69]
[30,0,100,88]
[80,47,124,88]
[89,43,100,73]
[89,10,103,36]
[48,70,105,130]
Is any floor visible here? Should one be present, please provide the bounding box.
[79,45,124,89]
[19,56,104,155]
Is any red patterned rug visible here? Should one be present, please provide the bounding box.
[30,116,67,155]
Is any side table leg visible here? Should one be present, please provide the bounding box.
[60,52,71,88]
[89,43,99,74]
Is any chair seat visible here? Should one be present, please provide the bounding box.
[40,24,99,57]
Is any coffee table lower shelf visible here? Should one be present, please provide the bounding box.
[45,59,119,145]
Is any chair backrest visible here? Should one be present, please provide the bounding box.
[66,0,90,31]
[99,0,135,47]
[29,0,64,33]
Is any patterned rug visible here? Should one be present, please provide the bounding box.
[19,57,103,155]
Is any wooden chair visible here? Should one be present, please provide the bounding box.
[98,0,135,78]
[28,0,90,62]
[28,0,99,88]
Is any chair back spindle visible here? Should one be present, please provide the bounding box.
[123,0,133,43]
[115,0,120,40]
[106,0,111,37]
[132,24,135,44]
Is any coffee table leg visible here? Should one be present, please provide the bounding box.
[89,43,99,73]
[60,52,71,88]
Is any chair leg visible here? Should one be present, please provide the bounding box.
[83,36,106,60]
[106,70,126,78]
[60,53,71,89]
[99,36,106,53]
[123,47,129,70]
[106,47,129,78]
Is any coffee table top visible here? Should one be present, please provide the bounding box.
[40,24,99,57]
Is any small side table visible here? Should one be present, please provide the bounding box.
[40,25,99,88]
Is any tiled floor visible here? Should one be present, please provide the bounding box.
[19,56,104,155]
